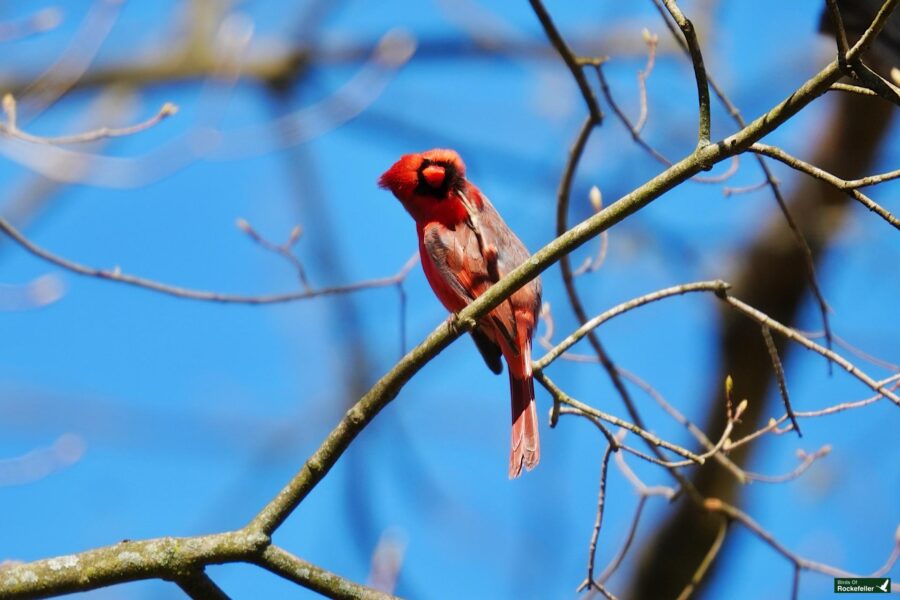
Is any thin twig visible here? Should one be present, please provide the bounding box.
[1,94,178,144]
[613,444,679,500]
[825,0,852,72]
[829,82,879,96]
[536,280,729,370]
[750,143,900,228]
[726,375,900,451]
[652,0,838,356]
[527,0,603,123]
[722,179,772,197]
[578,443,616,593]
[575,381,749,471]
[721,294,900,405]
[236,218,311,290]
[704,497,900,583]
[856,61,900,105]
[742,446,831,484]
[799,331,900,371]
[658,0,711,145]
[635,29,658,133]
[542,16,672,480]
[566,408,620,449]
[573,186,609,276]
[597,496,648,584]
[843,0,900,60]
[593,63,738,184]
[617,368,748,483]
[0,216,418,305]
[822,0,900,106]
[675,518,727,600]
[551,113,666,474]
[761,325,802,437]
[539,374,705,463]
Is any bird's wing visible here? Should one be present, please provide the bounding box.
[422,223,481,304]
[422,221,519,354]
[470,329,503,374]
[475,192,542,308]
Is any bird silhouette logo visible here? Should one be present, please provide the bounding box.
[876,579,890,593]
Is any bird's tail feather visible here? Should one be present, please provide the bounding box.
[508,347,540,479]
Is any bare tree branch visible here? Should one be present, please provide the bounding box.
[750,143,900,228]
[0,94,178,145]
[0,216,419,305]
[657,0,712,145]
[175,571,232,600]
[527,0,603,123]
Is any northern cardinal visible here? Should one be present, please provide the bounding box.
[379,149,542,478]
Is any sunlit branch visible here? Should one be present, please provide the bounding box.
[617,368,747,483]
[675,518,727,600]
[577,443,616,593]
[657,0,711,145]
[593,60,738,184]
[742,446,832,484]
[761,325,802,437]
[535,280,729,370]
[829,81,879,96]
[725,375,900,451]
[538,373,706,464]
[704,497,900,587]
[527,0,603,123]
[0,216,419,305]
[0,532,398,600]
[722,294,900,405]
[651,0,838,353]
[750,143,900,228]
[236,219,311,291]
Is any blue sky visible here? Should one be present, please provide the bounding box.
[1,1,898,599]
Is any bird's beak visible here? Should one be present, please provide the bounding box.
[422,164,446,189]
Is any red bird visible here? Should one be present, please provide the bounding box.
[379,149,542,478]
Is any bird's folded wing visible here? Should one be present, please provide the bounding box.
[423,222,519,352]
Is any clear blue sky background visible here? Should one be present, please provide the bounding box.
[1,1,898,599]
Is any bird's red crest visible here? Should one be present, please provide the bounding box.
[378,153,422,199]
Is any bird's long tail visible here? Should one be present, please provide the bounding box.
[508,343,540,479]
